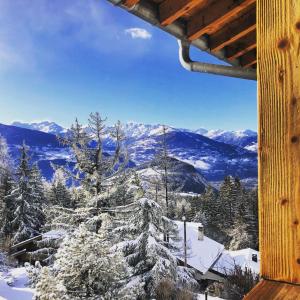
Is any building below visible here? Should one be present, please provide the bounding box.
[173,221,260,282]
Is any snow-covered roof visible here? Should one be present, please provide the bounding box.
[212,248,260,275]
[42,229,67,240]
[173,221,224,274]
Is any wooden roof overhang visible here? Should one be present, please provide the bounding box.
[109,0,257,73]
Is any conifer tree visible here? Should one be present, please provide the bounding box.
[113,198,178,298]
[231,177,246,219]
[9,143,45,243]
[0,135,14,237]
[35,267,69,300]
[243,188,258,249]
[47,169,73,208]
[106,171,135,207]
[60,113,126,200]
[153,125,175,217]
[219,176,234,226]
[43,224,128,299]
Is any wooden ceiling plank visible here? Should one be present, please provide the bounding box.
[160,0,208,26]
[123,0,140,8]
[188,0,256,41]
[209,8,256,52]
[226,32,256,60]
[239,49,257,67]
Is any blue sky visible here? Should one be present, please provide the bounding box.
[0,0,257,131]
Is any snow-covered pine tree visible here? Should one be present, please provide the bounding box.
[0,135,14,238]
[60,113,126,202]
[243,188,258,249]
[113,198,178,298]
[47,169,73,208]
[228,216,252,250]
[9,143,45,243]
[30,163,46,225]
[35,267,69,300]
[219,176,234,227]
[106,171,135,207]
[130,171,145,199]
[231,177,246,219]
[41,223,128,299]
[194,185,226,243]
[153,125,174,218]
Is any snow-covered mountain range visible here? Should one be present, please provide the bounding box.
[11,121,67,135]
[12,121,258,152]
[1,121,258,186]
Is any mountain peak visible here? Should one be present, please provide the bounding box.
[11,121,67,135]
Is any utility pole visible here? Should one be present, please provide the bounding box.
[182,215,187,267]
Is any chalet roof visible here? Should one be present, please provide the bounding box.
[173,221,260,276]
[107,0,256,71]
[173,221,224,274]
[212,247,260,275]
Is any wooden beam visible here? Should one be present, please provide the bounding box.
[188,0,256,41]
[239,49,256,67]
[244,280,300,299]
[10,235,42,251]
[256,0,300,286]
[10,249,26,258]
[160,0,208,26]
[122,0,140,8]
[209,8,256,52]
[226,31,256,60]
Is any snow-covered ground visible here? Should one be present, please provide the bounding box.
[0,267,34,300]
[0,266,225,300]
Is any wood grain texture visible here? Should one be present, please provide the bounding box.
[257,0,300,283]
[159,0,207,26]
[123,0,140,7]
[226,31,256,60]
[187,0,255,40]
[209,8,256,52]
[239,49,257,67]
[244,280,300,299]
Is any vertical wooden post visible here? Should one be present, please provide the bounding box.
[245,0,300,300]
[245,0,300,297]
[258,0,300,283]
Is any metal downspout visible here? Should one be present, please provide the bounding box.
[178,40,257,81]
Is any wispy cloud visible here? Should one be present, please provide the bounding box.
[125,28,152,39]
[0,0,154,74]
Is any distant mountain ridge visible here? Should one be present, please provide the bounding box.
[1,121,258,186]
[11,121,258,152]
[11,121,67,135]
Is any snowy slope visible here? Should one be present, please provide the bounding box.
[0,267,34,300]
[130,130,257,181]
[137,157,208,194]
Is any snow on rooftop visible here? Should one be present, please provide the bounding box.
[212,248,260,275]
[173,221,224,274]
[42,229,67,240]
